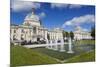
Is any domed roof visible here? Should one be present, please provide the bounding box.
[23,9,41,26]
[24,12,40,22]
[74,26,83,32]
[76,26,82,30]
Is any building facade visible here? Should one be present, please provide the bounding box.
[74,26,92,40]
[10,10,63,43]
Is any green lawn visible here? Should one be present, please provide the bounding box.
[65,50,95,63]
[10,43,95,66]
[74,40,95,45]
[10,45,59,67]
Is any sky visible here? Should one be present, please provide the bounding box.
[10,1,95,32]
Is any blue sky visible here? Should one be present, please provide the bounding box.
[11,1,95,32]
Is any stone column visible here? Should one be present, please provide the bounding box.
[17,28,21,41]
[36,27,38,35]
[44,30,48,40]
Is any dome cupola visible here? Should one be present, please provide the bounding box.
[23,8,41,26]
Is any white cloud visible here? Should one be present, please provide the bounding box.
[69,4,82,9]
[11,1,40,12]
[51,3,82,9]
[76,26,89,32]
[83,28,88,31]
[38,12,46,18]
[62,14,95,28]
[51,3,68,9]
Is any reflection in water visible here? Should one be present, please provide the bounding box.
[74,44,95,51]
[64,43,95,54]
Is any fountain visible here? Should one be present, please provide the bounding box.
[46,39,50,49]
[53,40,58,50]
[46,39,58,50]
[67,37,74,53]
[59,39,65,52]
[49,40,53,49]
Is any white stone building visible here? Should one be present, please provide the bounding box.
[74,26,92,40]
[10,10,63,43]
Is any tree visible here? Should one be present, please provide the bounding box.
[47,33,50,40]
[70,31,74,40]
[63,31,69,38]
[91,26,95,40]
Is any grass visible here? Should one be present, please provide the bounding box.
[74,40,95,45]
[10,45,59,67]
[65,50,95,63]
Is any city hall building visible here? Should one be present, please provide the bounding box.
[10,9,92,44]
[10,10,63,43]
[74,26,92,40]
